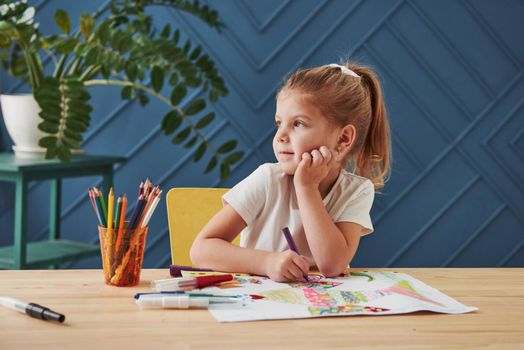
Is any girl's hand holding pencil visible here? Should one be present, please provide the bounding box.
[263,250,311,283]
[88,179,162,287]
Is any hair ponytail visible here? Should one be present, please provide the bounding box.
[351,65,391,189]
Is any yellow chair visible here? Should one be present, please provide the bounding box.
[166,188,240,266]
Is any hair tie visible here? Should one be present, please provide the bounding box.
[327,63,360,78]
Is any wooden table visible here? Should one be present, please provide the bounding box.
[0,268,523,349]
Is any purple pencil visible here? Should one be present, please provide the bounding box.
[281,227,308,281]
[282,227,298,253]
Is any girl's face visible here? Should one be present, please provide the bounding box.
[273,90,340,175]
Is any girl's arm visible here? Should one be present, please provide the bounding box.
[295,185,362,277]
[190,204,310,280]
[294,146,363,277]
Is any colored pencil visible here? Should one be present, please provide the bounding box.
[282,227,308,281]
[107,188,114,230]
[93,189,107,227]
[114,196,122,230]
[138,181,144,197]
[98,188,108,225]
[88,188,102,226]
[119,195,127,231]
[137,186,159,228]
[141,190,162,228]
[113,194,127,272]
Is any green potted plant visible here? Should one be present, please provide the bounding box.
[0,0,243,179]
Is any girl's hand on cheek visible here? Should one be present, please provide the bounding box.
[294,145,335,189]
[264,250,311,282]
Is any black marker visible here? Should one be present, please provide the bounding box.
[0,296,65,323]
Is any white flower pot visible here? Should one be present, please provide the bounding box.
[1,93,47,159]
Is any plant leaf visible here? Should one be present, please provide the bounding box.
[38,120,59,133]
[118,32,133,53]
[220,162,231,180]
[195,112,214,129]
[45,144,58,159]
[184,98,206,116]
[151,65,164,92]
[193,142,206,162]
[62,135,81,149]
[84,46,99,66]
[170,84,187,105]
[55,9,70,34]
[224,151,244,165]
[190,46,202,60]
[110,30,125,52]
[95,21,111,45]
[209,88,219,102]
[38,136,58,148]
[169,73,179,86]
[121,86,136,99]
[217,140,237,154]
[204,156,218,174]
[125,61,137,81]
[161,24,171,38]
[171,127,191,144]
[138,93,149,106]
[184,135,198,148]
[64,129,83,142]
[57,144,72,162]
[183,40,191,54]
[55,38,77,55]
[79,13,95,39]
[161,110,183,135]
[172,29,180,45]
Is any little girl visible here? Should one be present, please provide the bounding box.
[190,61,391,282]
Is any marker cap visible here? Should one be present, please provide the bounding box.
[26,303,65,322]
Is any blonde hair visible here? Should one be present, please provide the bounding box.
[278,61,391,189]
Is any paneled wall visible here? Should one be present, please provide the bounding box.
[1,0,523,268]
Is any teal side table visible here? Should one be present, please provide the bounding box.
[0,153,126,269]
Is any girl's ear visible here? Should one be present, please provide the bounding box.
[336,124,356,156]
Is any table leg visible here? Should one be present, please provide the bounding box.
[49,178,62,240]
[14,177,27,269]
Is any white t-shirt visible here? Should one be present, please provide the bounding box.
[222,163,374,263]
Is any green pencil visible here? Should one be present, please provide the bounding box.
[98,188,108,225]
[114,197,122,229]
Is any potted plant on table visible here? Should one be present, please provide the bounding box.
[0,0,243,179]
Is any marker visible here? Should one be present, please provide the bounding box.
[151,274,234,291]
[0,296,65,323]
[135,294,240,309]
[169,264,214,277]
[282,227,309,281]
[133,291,239,300]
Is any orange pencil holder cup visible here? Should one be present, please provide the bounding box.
[98,223,148,287]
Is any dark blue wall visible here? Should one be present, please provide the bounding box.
[1,0,523,269]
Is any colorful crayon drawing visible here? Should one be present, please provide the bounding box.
[349,271,375,281]
[255,278,445,316]
[337,269,376,282]
[216,276,265,289]
[207,271,478,322]
[288,279,342,289]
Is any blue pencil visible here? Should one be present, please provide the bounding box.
[128,195,146,229]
